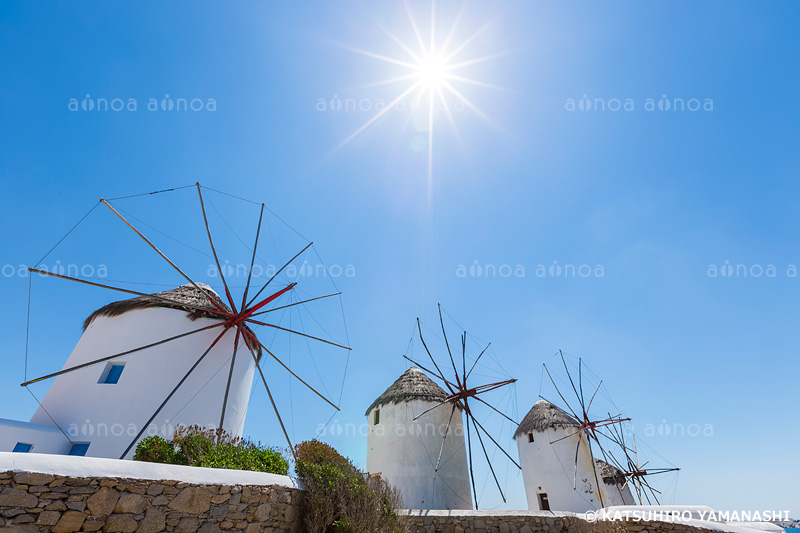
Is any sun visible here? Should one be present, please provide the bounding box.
[330,1,510,200]
[416,52,449,89]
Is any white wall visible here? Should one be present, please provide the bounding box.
[0,419,72,454]
[0,451,298,488]
[366,400,472,510]
[517,426,632,513]
[604,478,635,507]
[29,307,256,459]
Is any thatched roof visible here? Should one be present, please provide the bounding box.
[365,367,451,415]
[596,459,627,485]
[514,399,578,438]
[83,283,261,358]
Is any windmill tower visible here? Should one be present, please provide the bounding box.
[514,400,634,512]
[365,367,472,510]
[27,284,259,460]
[5,183,351,462]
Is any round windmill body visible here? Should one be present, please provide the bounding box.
[514,400,634,512]
[366,367,472,510]
[28,284,258,459]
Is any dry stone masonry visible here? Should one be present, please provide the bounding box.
[0,469,728,533]
[403,512,723,533]
[0,471,302,533]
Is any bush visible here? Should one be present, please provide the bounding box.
[295,439,355,473]
[295,440,406,533]
[133,425,288,476]
[133,435,184,465]
[199,443,289,475]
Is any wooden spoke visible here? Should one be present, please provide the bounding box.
[217,328,241,437]
[27,268,231,319]
[433,404,457,473]
[586,380,603,412]
[100,198,229,316]
[585,433,605,508]
[248,292,341,318]
[196,183,237,314]
[412,397,452,421]
[119,326,230,459]
[244,341,297,462]
[239,328,339,410]
[245,242,313,309]
[438,304,462,389]
[20,322,224,387]
[468,414,521,469]
[541,366,581,421]
[465,342,491,381]
[472,396,517,425]
[244,318,350,351]
[21,323,224,387]
[472,418,506,503]
[241,203,265,312]
[465,413,478,510]
[402,355,459,392]
[560,350,585,414]
[417,318,457,396]
[240,284,296,319]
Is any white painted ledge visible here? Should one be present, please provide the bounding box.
[0,452,300,489]
[403,507,784,533]
[404,510,574,518]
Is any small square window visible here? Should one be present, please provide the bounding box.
[528,433,534,443]
[69,443,90,456]
[99,363,125,384]
[538,492,550,511]
[13,442,33,453]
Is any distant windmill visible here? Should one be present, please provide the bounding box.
[517,351,678,511]
[605,419,680,505]
[401,304,521,509]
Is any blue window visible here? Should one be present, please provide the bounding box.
[100,363,125,384]
[69,443,90,456]
[12,443,33,453]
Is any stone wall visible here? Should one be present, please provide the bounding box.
[0,467,734,533]
[403,511,723,533]
[0,471,303,533]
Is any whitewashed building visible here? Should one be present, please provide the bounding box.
[0,284,258,459]
[514,399,634,512]
[365,367,472,510]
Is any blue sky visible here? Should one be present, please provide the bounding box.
[1,0,799,516]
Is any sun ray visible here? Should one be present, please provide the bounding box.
[444,73,512,92]
[403,0,428,57]
[380,25,423,63]
[430,0,436,58]
[443,79,525,149]
[334,42,417,69]
[447,49,520,71]
[353,73,420,90]
[439,2,467,58]
[427,83,435,199]
[331,81,421,154]
[441,80,492,123]
[437,84,464,147]
[444,7,508,63]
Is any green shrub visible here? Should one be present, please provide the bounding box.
[295,439,406,533]
[132,435,184,465]
[198,443,288,475]
[133,426,288,476]
[295,439,353,472]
